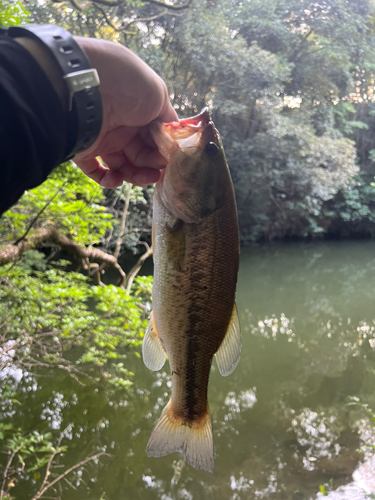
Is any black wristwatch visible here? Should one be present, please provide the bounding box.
[2,24,103,159]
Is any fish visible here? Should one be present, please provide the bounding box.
[142,108,241,473]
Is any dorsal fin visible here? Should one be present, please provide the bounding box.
[215,304,241,376]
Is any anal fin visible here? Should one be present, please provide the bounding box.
[142,311,167,371]
[215,304,241,376]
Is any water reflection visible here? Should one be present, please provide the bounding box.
[4,241,375,499]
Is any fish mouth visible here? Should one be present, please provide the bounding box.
[150,108,215,161]
[165,108,211,140]
[165,108,217,152]
[180,107,211,127]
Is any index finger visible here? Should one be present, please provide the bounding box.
[158,86,178,123]
[159,103,178,123]
[75,157,162,188]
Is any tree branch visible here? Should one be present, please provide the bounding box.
[136,9,168,22]
[14,183,67,245]
[268,187,286,220]
[145,0,192,10]
[113,184,132,260]
[288,27,314,63]
[93,4,124,31]
[125,242,153,291]
[0,227,126,285]
[68,0,85,10]
[0,446,22,500]
[89,0,192,10]
[31,452,108,500]
[86,0,122,6]
[22,359,87,386]
[123,228,151,236]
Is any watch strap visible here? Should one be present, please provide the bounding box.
[6,24,102,159]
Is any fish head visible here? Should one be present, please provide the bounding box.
[151,108,228,223]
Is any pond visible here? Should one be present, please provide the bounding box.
[10,241,375,499]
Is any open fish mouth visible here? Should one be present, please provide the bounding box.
[164,108,211,140]
[151,108,212,161]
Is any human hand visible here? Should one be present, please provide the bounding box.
[73,37,178,188]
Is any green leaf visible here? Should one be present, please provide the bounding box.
[346,121,369,130]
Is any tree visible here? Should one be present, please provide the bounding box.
[0,162,153,498]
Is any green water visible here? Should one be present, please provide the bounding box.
[11,242,375,499]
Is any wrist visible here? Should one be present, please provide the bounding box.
[4,25,103,159]
[14,37,68,112]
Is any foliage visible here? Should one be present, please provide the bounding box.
[21,0,375,240]
[0,235,150,498]
[0,153,152,390]
[0,417,107,500]
[0,163,152,498]
[228,115,357,240]
[134,0,374,240]
[0,163,113,247]
[0,424,56,472]
[0,161,151,494]
[0,262,150,386]
[16,0,375,241]
[0,0,28,26]
[320,175,375,238]
[319,479,333,496]
[346,396,375,424]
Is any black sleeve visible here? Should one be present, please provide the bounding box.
[0,37,68,215]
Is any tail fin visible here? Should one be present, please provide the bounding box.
[146,400,214,473]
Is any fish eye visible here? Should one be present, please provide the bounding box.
[205,142,219,157]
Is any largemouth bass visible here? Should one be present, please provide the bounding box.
[142,108,241,473]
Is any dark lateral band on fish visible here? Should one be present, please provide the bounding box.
[143,108,241,473]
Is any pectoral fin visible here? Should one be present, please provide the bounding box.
[215,304,241,376]
[142,311,167,371]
